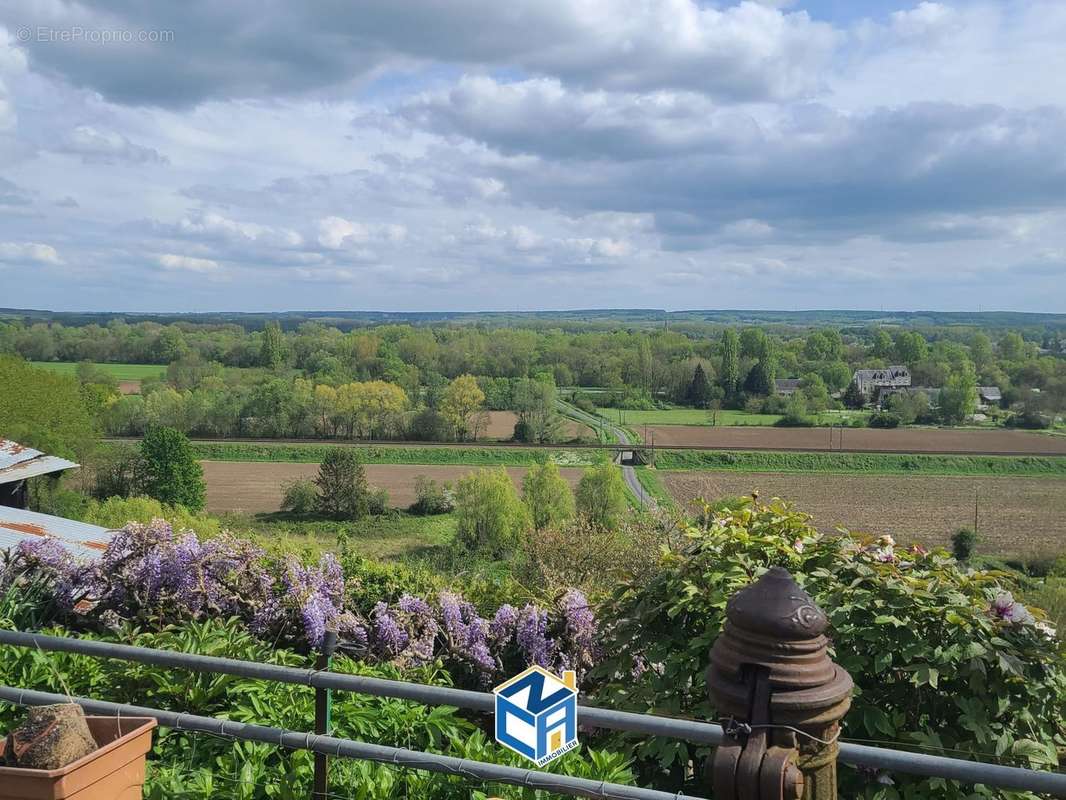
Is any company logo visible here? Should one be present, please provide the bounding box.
[493,666,578,766]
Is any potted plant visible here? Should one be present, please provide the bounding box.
[0,710,157,800]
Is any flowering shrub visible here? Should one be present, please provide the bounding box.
[595,497,1066,800]
[2,518,598,687]
[360,587,599,686]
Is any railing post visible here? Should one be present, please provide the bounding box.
[313,630,339,800]
[706,567,853,800]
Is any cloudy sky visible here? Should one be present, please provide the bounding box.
[0,0,1064,312]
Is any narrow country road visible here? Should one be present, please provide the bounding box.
[556,401,657,512]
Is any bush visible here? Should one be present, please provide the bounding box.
[1004,410,1051,430]
[575,460,627,529]
[523,459,575,530]
[868,410,902,428]
[407,408,453,441]
[596,498,1065,798]
[80,495,221,538]
[409,476,454,515]
[951,527,978,561]
[452,467,531,559]
[367,487,390,516]
[281,479,319,515]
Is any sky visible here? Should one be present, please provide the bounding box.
[0,0,1064,313]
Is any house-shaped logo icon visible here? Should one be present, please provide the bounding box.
[493,666,578,766]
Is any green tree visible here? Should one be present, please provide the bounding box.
[939,363,978,425]
[259,321,287,370]
[738,327,768,359]
[513,376,561,443]
[523,459,575,530]
[453,467,530,558]
[0,356,99,460]
[686,363,713,408]
[575,460,627,529]
[743,357,776,396]
[871,329,894,360]
[138,426,205,511]
[314,449,371,520]
[842,379,866,409]
[893,330,928,364]
[719,329,740,398]
[441,374,486,440]
[998,331,1028,361]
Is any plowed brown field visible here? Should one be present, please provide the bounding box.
[662,471,1066,556]
[480,411,589,441]
[647,425,1066,455]
[202,461,584,514]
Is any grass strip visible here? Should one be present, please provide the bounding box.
[655,449,1066,477]
[189,441,598,467]
[634,466,675,510]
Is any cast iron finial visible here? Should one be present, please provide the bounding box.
[725,566,828,640]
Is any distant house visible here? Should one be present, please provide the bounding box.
[977,386,1002,409]
[774,378,802,396]
[852,366,910,398]
[0,439,79,510]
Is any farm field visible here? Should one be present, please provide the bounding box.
[30,361,164,380]
[201,460,585,514]
[654,449,1066,477]
[661,470,1066,557]
[480,410,591,440]
[30,360,162,394]
[646,424,1066,454]
[597,407,869,427]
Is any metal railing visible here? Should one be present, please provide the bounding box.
[1,630,1064,798]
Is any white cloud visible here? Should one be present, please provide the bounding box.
[58,126,168,165]
[0,241,61,264]
[157,253,219,272]
[317,216,406,249]
[178,211,303,246]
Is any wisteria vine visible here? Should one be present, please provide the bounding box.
[2,519,599,687]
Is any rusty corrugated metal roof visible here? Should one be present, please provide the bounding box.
[0,439,79,485]
[0,506,113,561]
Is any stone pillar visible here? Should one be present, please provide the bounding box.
[707,567,853,800]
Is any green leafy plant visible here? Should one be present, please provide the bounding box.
[595,497,1065,799]
[280,479,319,515]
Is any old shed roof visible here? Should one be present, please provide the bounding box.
[0,439,79,485]
[0,506,114,561]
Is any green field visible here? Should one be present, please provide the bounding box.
[216,510,457,562]
[654,449,1066,477]
[187,441,599,466]
[596,407,869,427]
[31,361,164,381]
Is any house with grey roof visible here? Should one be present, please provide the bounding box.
[852,366,910,400]
[774,378,802,396]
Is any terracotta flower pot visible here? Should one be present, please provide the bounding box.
[0,716,157,800]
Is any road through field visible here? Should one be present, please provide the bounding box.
[201,461,584,514]
[662,471,1066,556]
[646,425,1066,455]
[559,400,657,510]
